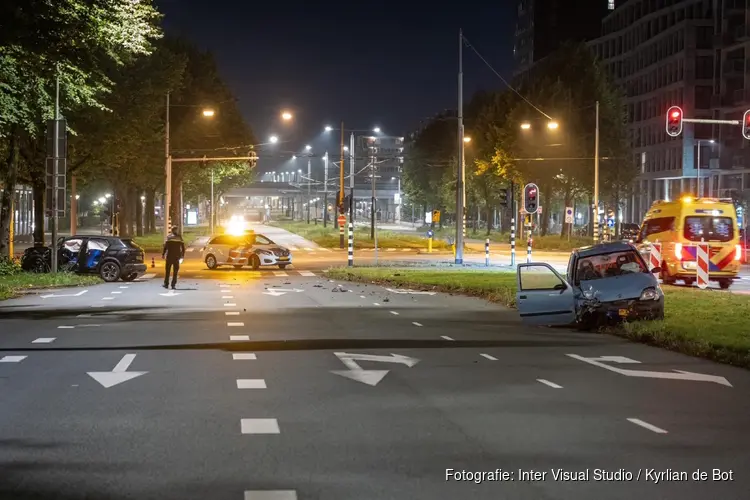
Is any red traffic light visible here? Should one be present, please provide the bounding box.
[666,106,683,137]
[743,109,750,140]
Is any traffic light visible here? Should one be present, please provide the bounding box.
[523,183,538,214]
[743,109,750,140]
[499,188,508,207]
[247,149,258,169]
[666,106,683,137]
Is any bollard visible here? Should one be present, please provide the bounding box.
[347,222,354,267]
[452,244,456,257]
[485,238,490,266]
[696,240,709,289]
[526,237,532,263]
[427,237,433,253]
[510,217,516,266]
[151,257,155,268]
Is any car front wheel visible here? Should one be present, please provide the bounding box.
[205,255,218,270]
[250,255,260,270]
[100,261,121,282]
[719,279,732,289]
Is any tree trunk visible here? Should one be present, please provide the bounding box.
[136,189,144,236]
[540,185,551,236]
[146,188,156,233]
[171,166,184,234]
[0,128,20,258]
[33,181,45,245]
[117,189,129,237]
[485,204,492,236]
[127,186,137,236]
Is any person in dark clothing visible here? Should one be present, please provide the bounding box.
[162,227,185,289]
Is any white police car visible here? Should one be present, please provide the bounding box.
[202,231,292,270]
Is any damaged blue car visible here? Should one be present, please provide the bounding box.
[516,242,665,329]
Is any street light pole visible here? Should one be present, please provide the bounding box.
[455,29,465,264]
[350,132,355,224]
[370,155,376,240]
[164,92,171,242]
[51,68,61,274]
[323,151,328,227]
[307,157,311,224]
[593,100,600,244]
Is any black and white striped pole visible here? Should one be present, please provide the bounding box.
[510,217,516,266]
[485,238,490,266]
[347,222,354,267]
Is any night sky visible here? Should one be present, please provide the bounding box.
[157,0,516,171]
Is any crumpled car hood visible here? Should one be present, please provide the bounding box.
[579,272,657,302]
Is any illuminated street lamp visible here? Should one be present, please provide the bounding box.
[520,123,531,130]
[463,136,472,143]
[547,121,559,130]
[373,127,381,133]
[325,125,333,132]
[269,135,279,143]
[282,111,293,121]
[305,145,312,151]
[202,109,215,117]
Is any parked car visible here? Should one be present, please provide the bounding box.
[201,231,292,270]
[20,235,148,283]
[516,241,664,329]
[618,223,640,241]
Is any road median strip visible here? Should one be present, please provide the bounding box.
[0,272,100,301]
[325,267,750,370]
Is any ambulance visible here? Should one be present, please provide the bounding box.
[636,196,741,289]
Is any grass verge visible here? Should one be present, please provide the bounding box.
[270,220,450,250]
[0,273,101,300]
[133,227,211,253]
[325,267,750,369]
[398,225,594,251]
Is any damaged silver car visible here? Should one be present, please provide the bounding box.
[516,242,665,329]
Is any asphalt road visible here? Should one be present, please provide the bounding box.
[2,227,750,499]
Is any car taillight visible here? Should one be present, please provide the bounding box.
[735,244,742,261]
[674,243,682,260]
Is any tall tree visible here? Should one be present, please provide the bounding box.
[0,0,162,257]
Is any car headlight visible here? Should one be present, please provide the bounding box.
[257,249,272,255]
[639,287,659,301]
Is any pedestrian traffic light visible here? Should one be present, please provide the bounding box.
[666,106,683,137]
[743,109,750,140]
[499,188,508,207]
[523,183,538,214]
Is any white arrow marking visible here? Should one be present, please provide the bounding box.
[385,288,436,295]
[330,352,419,386]
[159,290,182,297]
[39,289,89,299]
[566,354,732,387]
[588,355,641,364]
[263,289,286,296]
[87,353,147,388]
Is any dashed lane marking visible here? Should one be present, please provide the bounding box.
[119,286,129,289]
[298,270,316,276]
[273,271,288,276]
[480,353,498,361]
[241,418,280,434]
[101,297,114,301]
[359,295,366,299]
[537,379,562,389]
[224,303,237,307]
[230,335,250,341]
[389,311,399,315]
[225,312,240,316]
[373,303,381,306]
[244,491,297,500]
[236,379,267,389]
[140,273,155,280]
[111,291,122,294]
[32,338,56,344]
[441,336,455,341]
[0,356,27,363]
[627,418,668,434]
[227,322,245,327]
[412,322,423,327]
[222,295,234,299]
[57,326,75,329]
[233,353,257,360]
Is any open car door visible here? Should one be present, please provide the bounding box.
[516,263,577,326]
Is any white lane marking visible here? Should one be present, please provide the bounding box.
[359,295,366,299]
[389,311,399,315]
[537,379,563,389]
[373,302,381,306]
[91,304,105,308]
[244,491,297,500]
[298,270,315,276]
[119,286,129,289]
[412,322,423,327]
[241,418,280,434]
[220,284,230,288]
[304,247,314,251]
[1,356,27,363]
[225,312,240,316]
[441,336,455,341]
[233,353,257,360]
[111,291,122,294]
[227,322,245,327]
[57,326,75,329]
[222,295,234,299]
[141,273,155,279]
[230,335,250,341]
[627,418,668,434]
[224,303,237,307]
[237,379,267,389]
[273,271,288,276]
[113,354,137,372]
[480,353,498,361]
[76,314,93,318]
[32,338,56,344]
[79,324,101,328]
[101,297,114,301]
[186,247,195,252]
